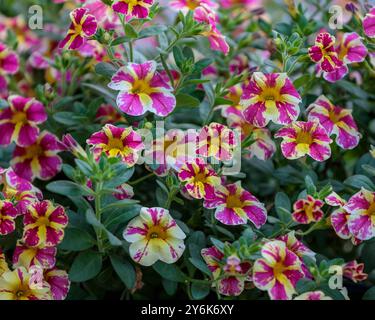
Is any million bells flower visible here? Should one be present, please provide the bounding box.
[240,72,301,127]
[0,200,18,235]
[108,61,176,117]
[363,7,375,38]
[0,95,47,147]
[275,121,332,161]
[59,8,98,50]
[22,200,68,247]
[307,95,360,149]
[292,195,324,224]
[112,0,154,19]
[253,240,304,300]
[123,207,186,266]
[0,42,19,91]
[87,124,144,166]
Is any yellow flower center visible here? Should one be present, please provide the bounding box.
[12,111,28,124]
[194,172,208,184]
[367,202,375,217]
[328,111,341,124]
[124,0,141,6]
[25,144,44,158]
[131,79,153,95]
[273,262,286,278]
[36,216,50,227]
[296,130,313,145]
[74,23,83,35]
[226,194,243,209]
[147,225,166,240]
[164,137,178,158]
[186,0,200,10]
[260,88,281,102]
[107,138,124,151]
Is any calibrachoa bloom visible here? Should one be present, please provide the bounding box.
[62,134,87,159]
[112,0,154,19]
[363,7,375,38]
[95,103,126,124]
[203,182,267,227]
[343,260,368,283]
[11,131,64,181]
[308,32,343,72]
[292,195,324,224]
[108,61,176,117]
[241,72,301,127]
[123,207,186,266]
[87,124,144,166]
[0,95,47,147]
[44,268,70,300]
[197,123,237,161]
[201,247,251,296]
[23,201,68,248]
[307,95,360,149]
[253,240,304,300]
[0,266,51,300]
[13,242,57,269]
[0,42,19,91]
[177,158,221,199]
[171,0,218,11]
[0,250,8,275]
[59,8,98,50]
[343,188,375,241]
[275,121,332,161]
[294,291,332,300]
[0,200,18,235]
[114,183,134,200]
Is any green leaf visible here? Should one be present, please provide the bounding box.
[110,36,132,46]
[153,261,187,282]
[69,251,102,282]
[175,93,200,108]
[305,175,317,195]
[58,227,95,251]
[363,287,375,300]
[53,112,79,126]
[101,199,139,212]
[191,282,210,300]
[104,166,134,188]
[46,181,94,197]
[344,175,375,191]
[162,279,178,296]
[275,192,291,212]
[296,278,316,293]
[139,25,167,38]
[110,254,136,289]
[75,159,93,176]
[125,24,138,38]
[95,62,117,78]
[173,46,184,70]
[188,257,211,276]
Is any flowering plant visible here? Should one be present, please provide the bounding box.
[0,0,374,301]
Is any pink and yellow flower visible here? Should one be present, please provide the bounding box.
[0,95,47,147]
[307,95,360,150]
[123,207,186,266]
[11,131,64,181]
[201,247,251,296]
[308,32,343,72]
[294,291,332,300]
[343,260,368,283]
[59,8,98,50]
[0,266,51,300]
[108,61,176,117]
[171,0,218,12]
[23,200,68,248]
[363,7,375,38]
[343,188,375,241]
[62,134,87,159]
[177,158,221,199]
[0,250,8,275]
[87,124,144,166]
[275,121,332,162]
[0,200,18,235]
[13,241,56,269]
[253,240,304,300]
[241,72,301,127]
[95,103,126,124]
[337,32,367,64]
[112,0,154,19]
[203,182,267,227]
[44,268,70,300]
[114,183,134,200]
[197,123,237,161]
[0,42,19,92]
[292,195,324,224]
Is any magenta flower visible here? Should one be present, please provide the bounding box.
[0,42,19,91]
[108,61,176,117]
[308,32,343,72]
[201,247,251,296]
[337,32,368,64]
[253,240,304,300]
[11,131,64,181]
[294,291,332,300]
[292,195,324,224]
[203,182,267,227]
[307,95,360,150]
[363,7,375,38]
[240,72,301,127]
[23,200,68,247]
[171,0,218,11]
[44,268,70,300]
[0,200,18,235]
[343,188,375,241]
[59,8,98,50]
[112,0,154,19]
[0,95,47,147]
[13,242,57,269]
[114,183,134,200]
[343,260,368,283]
[275,121,332,161]
[123,207,186,266]
[87,124,144,166]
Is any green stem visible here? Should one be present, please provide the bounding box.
[95,181,104,253]
[128,172,155,186]
[165,188,178,209]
